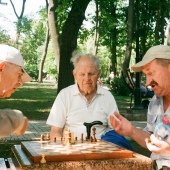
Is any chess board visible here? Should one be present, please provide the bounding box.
[21,140,133,163]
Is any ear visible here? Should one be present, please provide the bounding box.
[0,62,5,70]
[73,70,76,79]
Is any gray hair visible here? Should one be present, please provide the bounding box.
[70,53,100,70]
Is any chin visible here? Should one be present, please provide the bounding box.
[2,91,14,98]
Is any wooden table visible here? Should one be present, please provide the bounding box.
[11,144,153,170]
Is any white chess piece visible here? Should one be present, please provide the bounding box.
[40,153,46,163]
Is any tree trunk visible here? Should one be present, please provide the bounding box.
[93,0,101,55]
[48,0,60,72]
[122,0,134,75]
[9,0,27,46]
[160,0,165,45]
[57,0,91,93]
[140,0,148,57]
[38,23,50,83]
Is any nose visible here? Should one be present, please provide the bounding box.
[84,74,90,81]
[18,77,23,86]
[145,76,152,86]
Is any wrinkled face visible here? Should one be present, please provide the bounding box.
[73,57,101,95]
[0,61,23,98]
[142,59,170,97]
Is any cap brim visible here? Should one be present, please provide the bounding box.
[21,70,32,83]
[131,57,155,72]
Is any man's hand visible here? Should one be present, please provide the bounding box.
[13,116,28,136]
[145,134,170,156]
[110,112,133,136]
[50,126,63,141]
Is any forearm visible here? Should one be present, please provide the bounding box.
[0,109,25,138]
[130,126,150,148]
[50,126,63,141]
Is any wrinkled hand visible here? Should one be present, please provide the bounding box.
[145,134,170,156]
[110,112,133,136]
[12,116,28,136]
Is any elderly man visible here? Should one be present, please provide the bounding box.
[0,44,32,138]
[110,45,170,170]
[46,53,132,150]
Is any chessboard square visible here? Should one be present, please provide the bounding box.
[75,147,87,150]
[43,146,56,149]
[83,146,93,149]
[81,151,92,153]
[88,149,100,152]
[49,152,61,155]
[36,149,46,153]
[51,149,60,153]
[57,148,67,151]
[70,151,81,154]
[33,146,42,150]
[37,151,50,155]
[68,149,79,152]
[111,148,121,151]
[60,151,72,154]
[94,146,104,149]
[101,150,113,152]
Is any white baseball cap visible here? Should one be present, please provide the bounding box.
[0,44,32,82]
[131,45,170,72]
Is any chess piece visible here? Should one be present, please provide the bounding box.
[40,153,46,163]
[41,134,45,141]
[90,136,93,142]
[81,133,84,143]
[71,132,75,144]
[92,127,97,142]
[65,131,72,148]
[63,127,69,146]
[46,133,50,140]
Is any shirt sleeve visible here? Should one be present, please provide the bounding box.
[0,109,24,138]
[106,91,119,129]
[46,90,67,128]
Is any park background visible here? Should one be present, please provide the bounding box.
[0,0,170,158]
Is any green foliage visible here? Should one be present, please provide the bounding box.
[19,18,46,80]
[110,76,130,96]
[44,43,58,79]
[0,28,11,44]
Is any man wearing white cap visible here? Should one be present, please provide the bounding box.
[110,45,170,170]
[0,44,32,138]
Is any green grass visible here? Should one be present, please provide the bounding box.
[0,81,57,120]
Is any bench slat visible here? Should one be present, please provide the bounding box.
[0,158,7,170]
[7,158,16,170]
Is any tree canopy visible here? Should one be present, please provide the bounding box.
[0,0,170,93]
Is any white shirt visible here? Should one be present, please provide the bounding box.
[46,84,118,139]
[143,96,170,169]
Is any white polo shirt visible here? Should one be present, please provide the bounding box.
[46,84,118,139]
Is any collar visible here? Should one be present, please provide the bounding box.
[72,83,104,96]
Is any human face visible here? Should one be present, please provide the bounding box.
[142,59,170,97]
[73,57,101,95]
[0,62,23,98]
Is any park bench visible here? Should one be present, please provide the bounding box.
[122,69,153,109]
